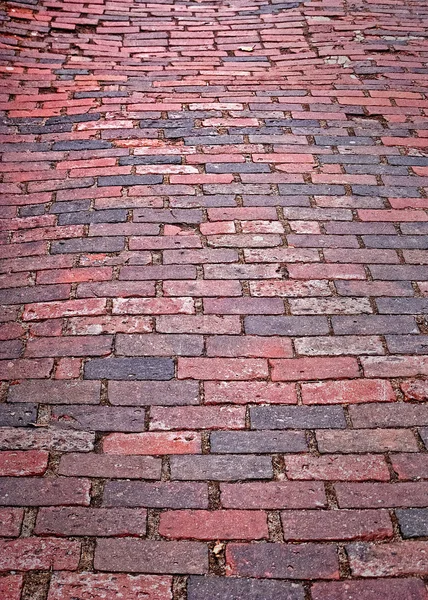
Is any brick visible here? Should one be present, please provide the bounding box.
[0,283,69,306]
[0,477,90,506]
[284,454,390,481]
[114,298,195,316]
[116,334,203,357]
[68,315,153,335]
[317,430,418,453]
[171,455,273,481]
[206,335,292,358]
[226,543,339,579]
[150,406,245,431]
[281,509,393,541]
[271,358,360,381]
[103,432,201,455]
[47,573,172,600]
[211,431,307,454]
[400,379,428,402]
[8,380,101,404]
[245,316,329,336]
[311,579,428,600]
[108,380,199,406]
[187,577,305,600]
[362,356,428,378]
[164,280,241,296]
[204,298,284,314]
[0,403,36,427]
[336,483,428,508]
[0,575,22,600]
[204,381,297,405]
[26,335,113,358]
[177,358,267,380]
[349,403,428,428]
[58,453,161,479]
[221,482,326,509]
[50,405,146,432]
[103,481,208,509]
[35,507,147,536]
[294,336,384,356]
[0,427,94,452]
[84,358,174,380]
[332,315,418,335]
[289,297,372,315]
[94,539,208,574]
[158,316,240,334]
[396,508,428,538]
[0,538,81,571]
[0,450,49,476]
[301,380,395,405]
[251,406,346,430]
[0,508,23,537]
[120,266,196,281]
[391,454,428,480]
[159,510,268,540]
[77,281,155,298]
[347,541,428,577]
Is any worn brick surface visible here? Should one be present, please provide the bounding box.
[1,0,428,591]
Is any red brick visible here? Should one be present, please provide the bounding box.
[47,573,173,600]
[301,379,395,404]
[0,359,53,380]
[178,358,268,380]
[271,357,360,381]
[221,482,326,509]
[0,538,81,571]
[0,450,49,476]
[284,454,390,481]
[37,267,112,284]
[23,298,107,321]
[400,379,428,401]
[103,432,202,455]
[204,381,297,404]
[281,509,393,541]
[347,541,428,577]
[112,298,195,315]
[158,316,240,334]
[0,575,23,600]
[311,579,428,600]
[159,510,268,540]
[0,508,23,537]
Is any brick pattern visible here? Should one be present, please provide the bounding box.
[0,0,428,596]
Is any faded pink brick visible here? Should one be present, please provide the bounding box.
[178,358,268,380]
[103,432,202,455]
[301,380,395,405]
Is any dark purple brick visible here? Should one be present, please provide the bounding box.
[188,577,305,600]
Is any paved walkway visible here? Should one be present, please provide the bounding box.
[1,0,428,597]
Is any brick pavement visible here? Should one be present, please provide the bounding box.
[0,0,428,596]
